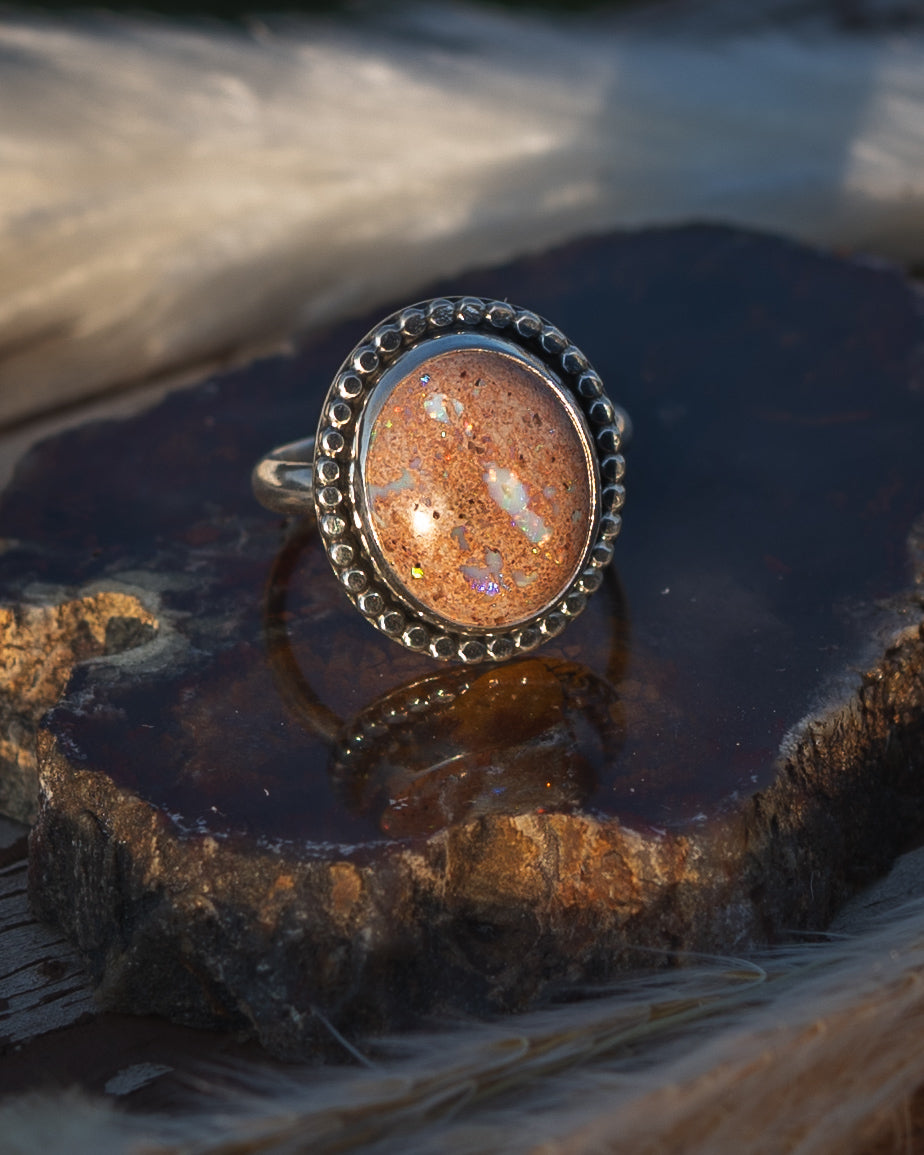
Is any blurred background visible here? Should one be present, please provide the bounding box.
[1,0,922,460]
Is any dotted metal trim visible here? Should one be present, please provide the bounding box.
[313,296,627,663]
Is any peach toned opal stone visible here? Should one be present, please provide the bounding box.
[360,344,596,631]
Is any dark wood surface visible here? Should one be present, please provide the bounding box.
[4,223,924,1080]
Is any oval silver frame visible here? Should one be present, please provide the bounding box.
[312,296,627,663]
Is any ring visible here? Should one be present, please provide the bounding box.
[253,296,629,663]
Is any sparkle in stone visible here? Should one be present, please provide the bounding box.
[423,392,464,423]
[484,464,551,546]
[461,549,507,597]
[361,345,594,630]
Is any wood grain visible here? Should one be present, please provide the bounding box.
[0,851,97,1051]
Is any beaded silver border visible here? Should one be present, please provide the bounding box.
[312,296,627,663]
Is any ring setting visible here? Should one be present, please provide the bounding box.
[253,296,628,663]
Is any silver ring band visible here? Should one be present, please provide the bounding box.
[252,436,318,517]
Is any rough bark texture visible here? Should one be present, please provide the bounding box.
[25,621,924,1057]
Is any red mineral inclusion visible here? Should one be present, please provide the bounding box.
[361,346,595,630]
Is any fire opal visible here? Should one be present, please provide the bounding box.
[360,344,596,631]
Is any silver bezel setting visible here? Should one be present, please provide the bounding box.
[312,296,627,663]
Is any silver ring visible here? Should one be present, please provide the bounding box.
[253,296,629,663]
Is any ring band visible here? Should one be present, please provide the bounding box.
[253,296,629,663]
[252,436,322,518]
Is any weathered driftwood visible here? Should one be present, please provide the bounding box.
[0,842,97,1050]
